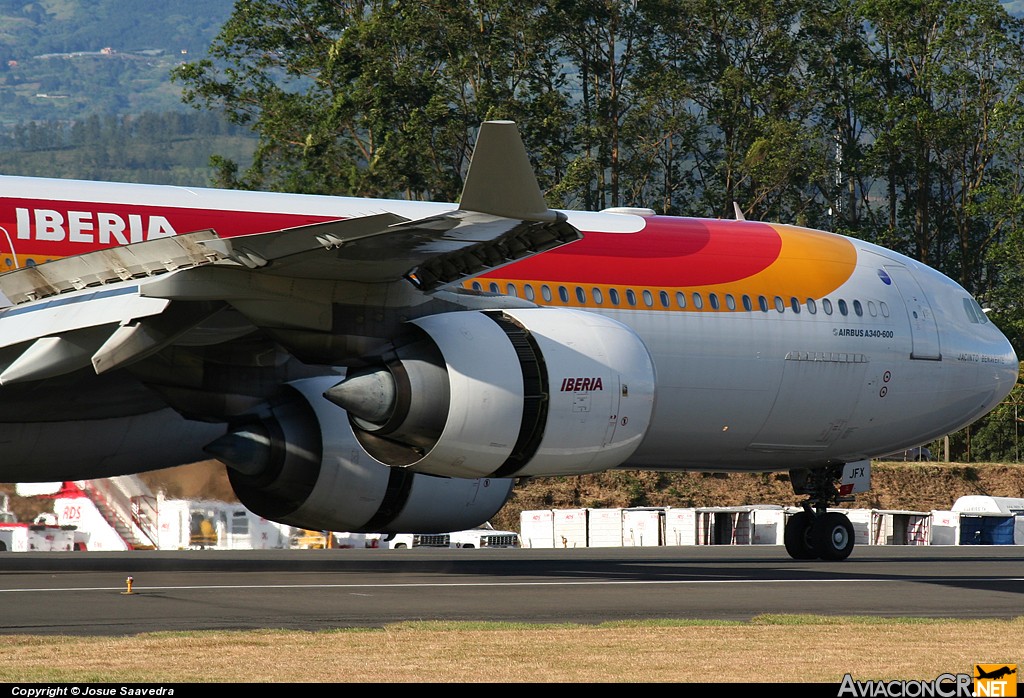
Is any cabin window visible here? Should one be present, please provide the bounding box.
[774,296,785,313]
[676,292,687,309]
[541,285,552,302]
[867,300,877,317]
[758,296,769,312]
[880,301,890,317]
[725,294,736,311]
[709,293,720,310]
[692,293,704,309]
[609,288,620,305]
[472,281,482,291]
[525,284,536,301]
[806,298,817,314]
[592,287,603,305]
[790,297,801,314]
[626,289,637,306]
[838,299,848,316]
[558,286,569,303]
[507,283,518,297]
[742,295,753,311]
[576,286,586,303]
[643,290,654,307]
[489,282,500,293]
[853,299,863,316]
[822,298,833,315]
[659,290,670,308]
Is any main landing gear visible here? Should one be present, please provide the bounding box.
[783,464,856,561]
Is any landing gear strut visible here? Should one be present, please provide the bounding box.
[783,464,856,561]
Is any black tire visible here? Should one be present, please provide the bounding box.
[784,511,818,560]
[812,512,855,561]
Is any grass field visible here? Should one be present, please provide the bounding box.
[3,616,1022,683]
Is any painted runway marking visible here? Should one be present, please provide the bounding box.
[1,577,1021,593]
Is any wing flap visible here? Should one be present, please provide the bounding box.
[0,229,226,305]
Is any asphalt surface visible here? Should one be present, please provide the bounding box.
[0,545,1021,636]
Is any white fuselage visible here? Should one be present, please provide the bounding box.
[0,175,1015,477]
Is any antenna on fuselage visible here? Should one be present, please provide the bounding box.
[733,202,746,221]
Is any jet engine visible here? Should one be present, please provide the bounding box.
[209,377,517,533]
[324,308,657,479]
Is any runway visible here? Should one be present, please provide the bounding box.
[0,545,1021,636]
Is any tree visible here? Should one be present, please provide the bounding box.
[172,0,571,201]
[860,0,1024,293]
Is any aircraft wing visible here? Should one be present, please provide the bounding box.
[0,121,579,381]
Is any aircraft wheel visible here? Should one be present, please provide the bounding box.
[783,511,818,560]
[812,512,855,561]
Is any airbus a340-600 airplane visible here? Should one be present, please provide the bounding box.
[0,121,1015,560]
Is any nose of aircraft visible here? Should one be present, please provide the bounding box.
[907,261,1019,435]
[953,294,1018,420]
[987,325,1019,408]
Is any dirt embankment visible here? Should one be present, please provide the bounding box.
[5,460,1024,531]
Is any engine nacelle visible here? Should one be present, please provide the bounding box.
[212,377,515,533]
[326,308,656,479]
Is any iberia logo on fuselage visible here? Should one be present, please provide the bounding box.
[0,200,333,265]
[15,206,177,244]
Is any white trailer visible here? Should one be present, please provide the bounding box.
[664,508,697,546]
[930,510,960,545]
[622,508,663,547]
[750,508,788,545]
[157,498,290,550]
[553,508,588,548]
[587,508,624,547]
[519,509,555,549]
